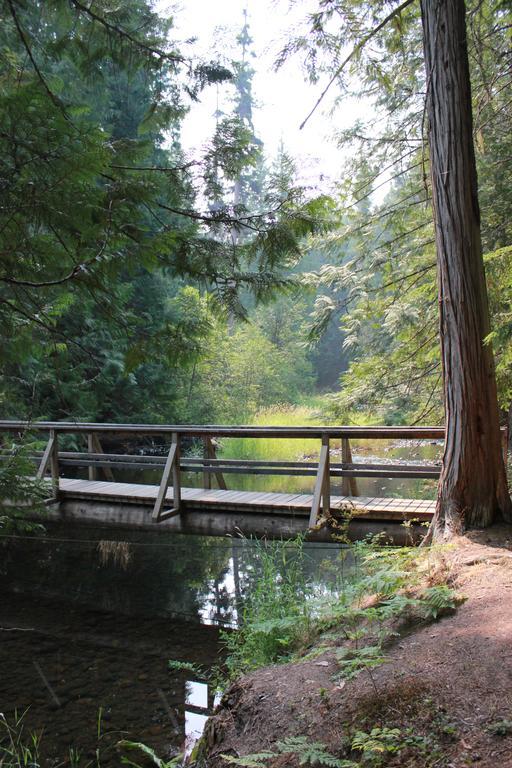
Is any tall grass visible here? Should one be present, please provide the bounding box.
[219,403,327,463]
[0,711,42,768]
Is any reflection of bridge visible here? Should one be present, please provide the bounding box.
[0,421,447,542]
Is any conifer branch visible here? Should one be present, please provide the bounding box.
[300,0,417,130]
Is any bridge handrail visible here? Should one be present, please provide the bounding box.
[0,420,446,439]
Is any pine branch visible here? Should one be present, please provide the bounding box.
[69,1,184,64]
[6,0,71,121]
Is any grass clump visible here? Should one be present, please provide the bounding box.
[219,404,324,464]
[0,711,42,768]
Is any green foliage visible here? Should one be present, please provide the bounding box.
[350,727,402,766]
[0,443,47,533]
[0,711,42,768]
[487,719,512,737]
[334,646,387,681]
[419,585,458,620]
[222,736,355,768]
[221,537,315,679]
[117,740,182,768]
[291,0,512,422]
[0,0,325,426]
[220,535,457,689]
[167,659,204,676]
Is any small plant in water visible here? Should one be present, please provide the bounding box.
[168,659,204,676]
[0,442,47,533]
[0,711,42,768]
[117,740,182,768]
[97,540,132,569]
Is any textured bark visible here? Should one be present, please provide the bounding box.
[421,0,511,537]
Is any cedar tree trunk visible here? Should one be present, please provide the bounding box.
[420,0,511,537]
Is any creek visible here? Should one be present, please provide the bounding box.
[0,526,346,765]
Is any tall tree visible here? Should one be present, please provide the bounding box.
[420,0,511,535]
[290,0,512,534]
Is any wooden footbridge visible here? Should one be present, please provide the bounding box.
[0,421,444,541]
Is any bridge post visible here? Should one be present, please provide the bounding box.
[341,438,359,497]
[203,436,227,490]
[309,434,330,528]
[203,437,211,490]
[87,433,97,481]
[87,433,115,482]
[50,429,60,499]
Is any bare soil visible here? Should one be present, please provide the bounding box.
[202,527,512,767]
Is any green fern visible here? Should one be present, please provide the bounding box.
[167,659,204,676]
[419,585,459,619]
[351,727,402,765]
[117,740,182,768]
[334,646,387,680]
[221,737,356,768]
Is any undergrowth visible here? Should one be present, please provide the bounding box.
[219,536,459,685]
[0,442,47,533]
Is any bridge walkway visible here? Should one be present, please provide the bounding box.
[59,478,435,522]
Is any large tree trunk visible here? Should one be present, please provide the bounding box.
[420,0,511,538]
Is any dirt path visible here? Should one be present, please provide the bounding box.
[202,528,512,767]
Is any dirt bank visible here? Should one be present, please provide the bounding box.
[201,527,512,767]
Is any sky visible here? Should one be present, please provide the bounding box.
[156,0,368,193]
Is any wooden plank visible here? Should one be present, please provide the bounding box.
[49,429,59,499]
[203,437,211,490]
[322,435,330,515]
[57,478,436,520]
[341,438,350,496]
[87,434,97,481]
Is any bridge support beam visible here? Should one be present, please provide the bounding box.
[87,433,115,482]
[152,432,181,522]
[36,429,60,500]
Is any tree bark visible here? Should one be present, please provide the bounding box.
[420,0,511,537]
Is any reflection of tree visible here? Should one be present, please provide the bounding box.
[0,527,233,622]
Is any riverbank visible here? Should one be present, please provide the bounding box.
[200,527,512,767]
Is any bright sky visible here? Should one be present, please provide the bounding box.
[157,0,368,193]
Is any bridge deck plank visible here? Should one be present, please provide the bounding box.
[56,478,435,521]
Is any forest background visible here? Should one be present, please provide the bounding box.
[1,0,511,433]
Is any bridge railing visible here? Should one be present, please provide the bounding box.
[0,420,448,525]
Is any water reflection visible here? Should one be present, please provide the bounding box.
[0,527,347,765]
[184,681,211,756]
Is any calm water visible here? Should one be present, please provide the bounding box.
[0,526,346,765]
[113,437,442,499]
